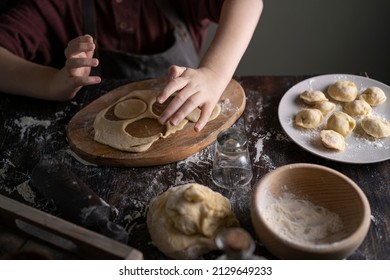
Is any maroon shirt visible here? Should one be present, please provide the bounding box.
[0,0,223,68]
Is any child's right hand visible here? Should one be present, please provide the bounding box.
[50,35,101,100]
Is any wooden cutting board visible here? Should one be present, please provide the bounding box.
[67,78,246,167]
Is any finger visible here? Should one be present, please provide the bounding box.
[168,65,187,79]
[159,91,199,126]
[157,77,188,104]
[65,36,95,58]
[194,105,213,132]
[66,57,99,69]
[70,75,101,88]
[65,43,95,58]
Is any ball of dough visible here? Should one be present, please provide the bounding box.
[295,108,324,129]
[299,90,328,105]
[327,81,358,102]
[326,111,356,136]
[361,116,390,138]
[146,183,239,259]
[343,100,372,116]
[358,87,387,106]
[320,130,346,151]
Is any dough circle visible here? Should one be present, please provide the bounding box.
[146,183,239,259]
[114,99,147,119]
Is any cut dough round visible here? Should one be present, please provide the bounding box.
[295,108,324,129]
[358,87,387,106]
[320,130,346,151]
[326,111,356,136]
[147,183,239,259]
[327,81,358,102]
[343,99,372,117]
[299,90,328,105]
[114,98,147,119]
[361,116,390,138]
[314,101,336,116]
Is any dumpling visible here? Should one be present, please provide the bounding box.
[299,90,328,105]
[343,100,372,116]
[320,130,346,151]
[326,111,356,136]
[361,116,390,138]
[295,108,324,129]
[327,81,358,102]
[358,87,387,106]
[314,101,337,116]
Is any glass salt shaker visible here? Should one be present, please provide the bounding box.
[216,227,266,260]
[212,127,253,189]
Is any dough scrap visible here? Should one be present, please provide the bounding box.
[146,183,239,259]
[326,111,356,137]
[295,108,324,129]
[361,116,390,138]
[327,81,358,102]
[93,90,221,152]
[320,130,346,151]
[343,99,372,117]
[358,87,387,106]
[299,90,328,105]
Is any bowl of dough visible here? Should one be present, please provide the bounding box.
[251,163,371,259]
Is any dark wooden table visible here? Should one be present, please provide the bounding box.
[0,76,389,260]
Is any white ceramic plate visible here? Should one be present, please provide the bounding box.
[278,74,390,164]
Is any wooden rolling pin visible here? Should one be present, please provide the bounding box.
[30,157,128,244]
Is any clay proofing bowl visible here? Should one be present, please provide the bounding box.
[251,163,371,259]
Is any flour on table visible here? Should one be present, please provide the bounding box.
[16,180,36,204]
[246,94,264,123]
[251,132,275,169]
[175,149,213,185]
[254,132,271,163]
[220,98,237,114]
[14,116,52,139]
[0,159,15,179]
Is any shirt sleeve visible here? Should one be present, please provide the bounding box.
[0,0,83,68]
[176,0,225,52]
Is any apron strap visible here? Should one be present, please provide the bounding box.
[82,0,101,76]
[154,0,192,44]
[82,0,97,40]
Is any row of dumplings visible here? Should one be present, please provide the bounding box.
[295,80,390,151]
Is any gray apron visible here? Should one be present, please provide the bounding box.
[83,0,199,80]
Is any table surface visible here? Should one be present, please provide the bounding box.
[0,76,389,260]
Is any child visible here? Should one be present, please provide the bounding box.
[0,0,263,131]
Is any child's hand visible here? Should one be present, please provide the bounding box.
[157,65,228,132]
[49,35,101,100]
